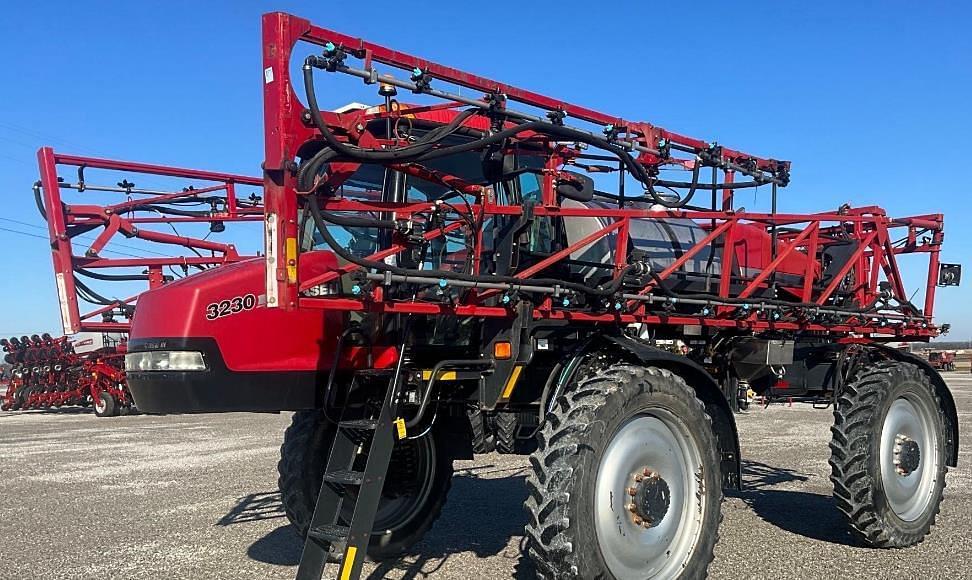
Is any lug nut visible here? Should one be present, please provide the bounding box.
[627,487,638,497]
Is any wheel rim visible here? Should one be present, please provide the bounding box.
[594,410,706,579]
[879,394,940,521]
[95,395,106,414]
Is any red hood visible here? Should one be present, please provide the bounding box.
[130,252,343,372]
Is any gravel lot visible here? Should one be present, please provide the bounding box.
[1,375,970,580]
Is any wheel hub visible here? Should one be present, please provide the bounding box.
[627,469,670,528]
[880,396,940,521]
[893,434,921,476]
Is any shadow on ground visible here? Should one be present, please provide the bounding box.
[238,459,857,575]
[218,490,288,527]
[730,459,856,547]
[242,464,534,578]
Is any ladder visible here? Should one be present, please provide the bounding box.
[294,366,404,580]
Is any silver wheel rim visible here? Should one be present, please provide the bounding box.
[879,394,940,521]
[95,395,106,414]
[594,410,706,579]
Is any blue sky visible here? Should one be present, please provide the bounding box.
[0,1,969,339]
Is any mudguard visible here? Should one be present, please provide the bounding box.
[567,334,742,490]
[875,345,960,467]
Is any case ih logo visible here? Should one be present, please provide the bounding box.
[75,339,94,347]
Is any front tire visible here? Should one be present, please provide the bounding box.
[278,410,453,560]
[525,364,723,579]
[829,361,947,547]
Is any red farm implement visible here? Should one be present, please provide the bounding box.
[0,333,127,416]
[106,12,962,579]
[1,151,263,416]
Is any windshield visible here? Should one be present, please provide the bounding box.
[303,152,483,273]
[302,130,546,274]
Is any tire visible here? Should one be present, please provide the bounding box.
[93,391,117,417]
[278,410,453,560]
[829,360,947,547]
[494,412,538,455]
[525,364,723,579]
[469,408,495,454]
[12,387,27,410]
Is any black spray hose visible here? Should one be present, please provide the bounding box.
[643,162,700,209]
[33,182,99,239]
[139,204,213,218]
[653,178,764,191]
[75,268,152,282]
[303,63,695,208]
[33,182,47,220]
[306,194,630,298]
[303,61,478,162]
[73,277,117,306]
[317,210,398,230]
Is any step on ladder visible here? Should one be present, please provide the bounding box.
[294,366,405,580]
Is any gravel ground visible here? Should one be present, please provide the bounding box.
[1,375,970,580]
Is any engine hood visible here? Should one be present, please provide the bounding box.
[129,251,343,372]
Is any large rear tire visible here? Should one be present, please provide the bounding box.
[278,410,453,560]
[829,360,947,547]
[525,364,723,579]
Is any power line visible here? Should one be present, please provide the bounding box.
[0,225,47,241]
[0,216,172,258]
[0,226,149,260]
[0,120,98,156]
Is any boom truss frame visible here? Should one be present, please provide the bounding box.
[36,147,264,334]
[261,12,945,340]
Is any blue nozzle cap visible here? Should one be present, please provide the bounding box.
[501,294,511,304]
[562,297,571,307]
[351,284,362,296]
[324,42,336,53]
[438,279,448,288]
[412,67,423,77]
[614,302,622,311]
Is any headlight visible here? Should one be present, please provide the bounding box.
[125,351,207,372]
